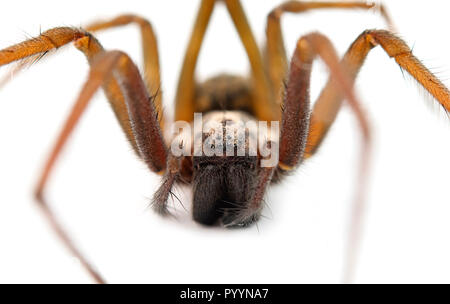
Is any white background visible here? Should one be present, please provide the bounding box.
[0,0,449,283]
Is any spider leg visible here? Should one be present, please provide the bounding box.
[0,28,86,65]
[0,28,139,154]
[33,50,166,283]
[303,32,450,282]
[223,0,278,121]
[279,33,369,170]
[175,0,278,122]
[174,0,214,121]
[265,1,395,105]
[305,30,450,157]
[278,32,371,284]
[84,15,164,127]
[152,153,181,215]
[1,29,167,282]
[279,30,450,283]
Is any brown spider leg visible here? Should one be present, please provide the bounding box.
[278,33,371,283]
[84,15,164,128]
[175,0,279,122]
[305,30,450,158]
[174,0,214,121]
[32,50,167,283]
[1,29,167,282]
[0,28,141,155]
[265,1,395,105]
[223,0,278,121]
[152,153,181,215]
[279,33,369,169]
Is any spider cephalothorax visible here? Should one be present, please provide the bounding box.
[156,109,275,227]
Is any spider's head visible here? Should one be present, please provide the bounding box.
[191,111,261,227]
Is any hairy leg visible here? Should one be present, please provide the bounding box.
[1,29,167,282]
[303,31,450,281]
[279,33,369,170]
[85,14,164,126]
[305,30,450,157]
[35,50,166,283]
[265,1,395,105]
[278,32,371,283]
[0,28,140,153]
[280,29,450,282]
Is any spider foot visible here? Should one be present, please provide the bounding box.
[151,182,172,217]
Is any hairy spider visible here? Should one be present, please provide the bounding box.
[0,0,449,284]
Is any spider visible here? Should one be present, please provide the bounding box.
[0,0,449,284]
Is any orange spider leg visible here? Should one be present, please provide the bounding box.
[174,0,214,122]
[175,0,278,122]
[224,0,278,121]
[280,29,450,282]
[266,1,395,105]
[36,52,124,284]
[0,28,87,65]
[37,50,166,284]
[36,49,166,283]
[305,30,450,158]
[300,31,450,282]
[0,29,167,283]
[0,28,141,154]
[85,14,164,128]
